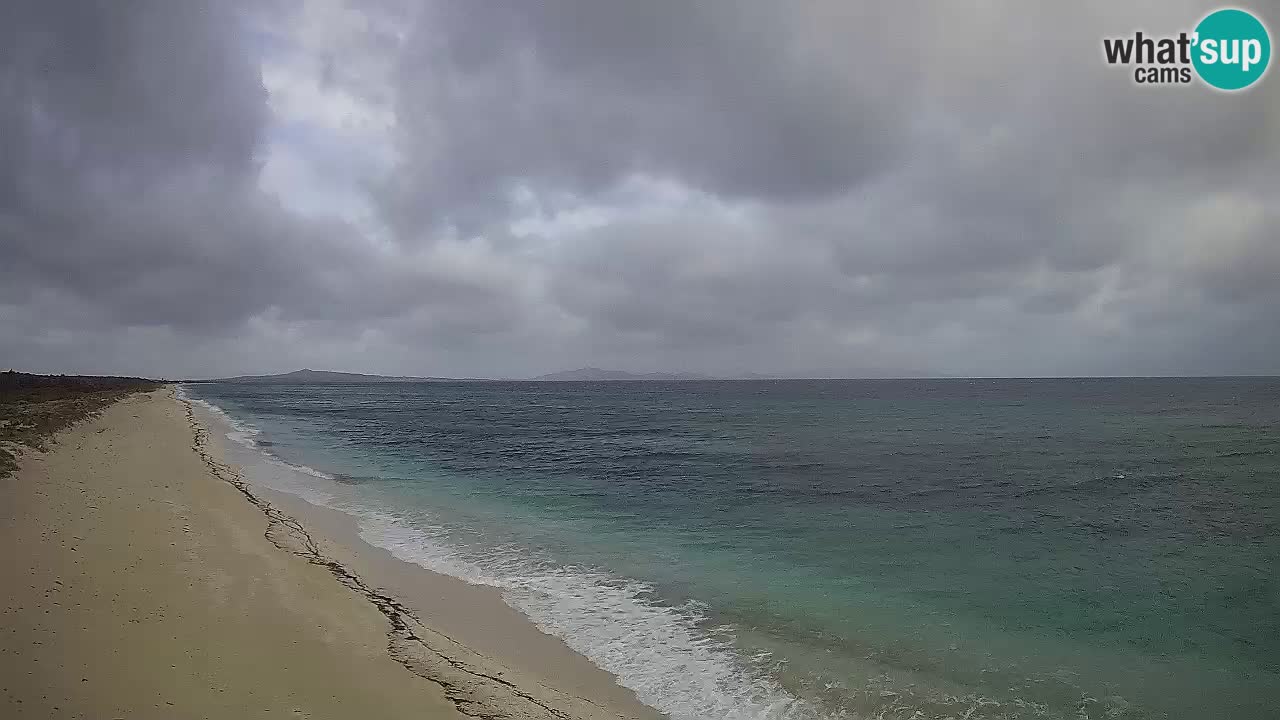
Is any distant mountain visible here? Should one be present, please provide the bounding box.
[532,367,711,381]
[199,368,455,384]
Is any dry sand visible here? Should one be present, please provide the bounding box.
[1,389,663,719]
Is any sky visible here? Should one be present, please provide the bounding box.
[2,1,1278,379]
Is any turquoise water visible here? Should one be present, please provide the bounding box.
[185,379,1280,719]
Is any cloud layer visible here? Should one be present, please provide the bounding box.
[2,0,1278,378]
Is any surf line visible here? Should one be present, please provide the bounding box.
[177,389,627,720]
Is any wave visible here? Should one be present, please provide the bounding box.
[356,512,816,720]
[176,385,332,481]
[179,385,820,720]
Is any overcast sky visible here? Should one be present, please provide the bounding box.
[2,1,1278,379]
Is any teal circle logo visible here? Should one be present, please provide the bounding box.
[1193,8,1271,90]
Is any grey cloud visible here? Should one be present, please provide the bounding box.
[0,2,265,179]
[382,1,1278,232]
[381,0,908,234]
[0,1,500,338]
[1,1,272,324]
[2,0,1279,379]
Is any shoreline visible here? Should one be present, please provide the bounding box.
[184,391,665,719]
[2,388,662,719]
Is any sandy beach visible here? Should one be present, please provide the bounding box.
[1,388,662,719]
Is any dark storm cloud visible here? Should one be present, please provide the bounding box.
[379,0,1278,372]
[0,2,264,179]
[0,1,497,338]
[381,0,908,234]
[384,2,1274,230]
[1,0,1278,378]
[1,0,275,326]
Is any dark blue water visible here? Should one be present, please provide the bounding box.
[186,378,1280,719]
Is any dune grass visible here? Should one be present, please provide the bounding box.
[0,371,162,477]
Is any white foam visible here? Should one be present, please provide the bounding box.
[177,386,261,446]
[178,385,334,483]
[354,511,822,720]
[178,385,825,720]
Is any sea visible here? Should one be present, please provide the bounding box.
[180,378,1280,720]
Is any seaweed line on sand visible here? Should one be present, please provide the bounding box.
[178,389,635,720]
